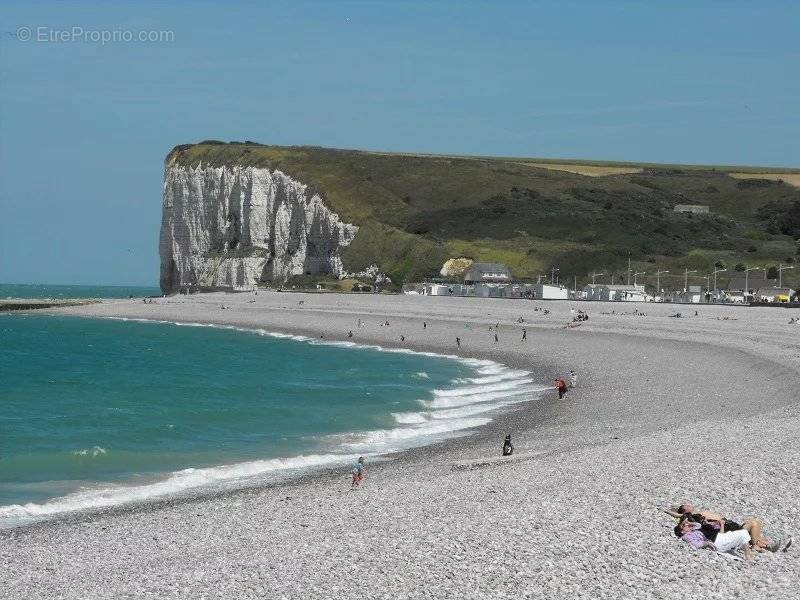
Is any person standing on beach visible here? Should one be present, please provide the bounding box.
[502,434,514,456]
[423,321,427,329]
[554,378,568,399]
[351,457,366,489]
[569,370,577,388]
[522,328,527,341]
[494,332,499,343]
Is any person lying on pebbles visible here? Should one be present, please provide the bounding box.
[664,504,791,555]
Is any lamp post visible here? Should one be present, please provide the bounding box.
[590,271,605,284]
[713,268,727,303]
[656,270,669,302]
[743,266,760,303]
[684,269,698,292]
[633,271,646,286]
[778,264,794,287]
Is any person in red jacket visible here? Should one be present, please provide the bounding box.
[554,377,568,399]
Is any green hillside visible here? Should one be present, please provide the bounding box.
[167,142,800,290]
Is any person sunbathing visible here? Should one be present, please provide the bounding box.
[663,503,788,553]
[674,515,753,559]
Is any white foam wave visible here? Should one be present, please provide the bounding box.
[0,453,353,526]
[72,446,106,457]
[432,378,531,398]
[338,417,491,453]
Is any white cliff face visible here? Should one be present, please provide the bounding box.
[159,164,358,293]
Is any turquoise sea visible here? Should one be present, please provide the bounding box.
[0,315,537,527]
[1,283,161,300]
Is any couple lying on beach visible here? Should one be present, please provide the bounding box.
[665,503,792,559]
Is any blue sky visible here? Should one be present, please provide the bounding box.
[1,1,798,286]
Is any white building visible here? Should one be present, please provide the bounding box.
[583,284,648,302]
[533,283,569,300]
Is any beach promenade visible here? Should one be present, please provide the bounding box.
[3,292,800,599]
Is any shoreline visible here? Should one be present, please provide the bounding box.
[1,314,547,531]
[4,293,800,598]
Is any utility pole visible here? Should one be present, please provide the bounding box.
[591,271,605,284]
[627,255,631,285]
[550,267,559,285]
[779,264,794,287]
[633,271,646,286]
[713,267,727,303]
[656,269,669,302]
[744,266,760,303]
[684,269,698,292]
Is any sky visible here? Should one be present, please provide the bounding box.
[1,1,798,286]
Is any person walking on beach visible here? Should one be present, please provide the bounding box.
[423,321,427,329]
[502,434,514,456]
[554,377,568,399]
[569,370,577,388]
[494,332,499,343]
[521,328,527,341]
[351,456,366,489]
[456,336,461,348]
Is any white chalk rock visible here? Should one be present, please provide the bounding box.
[159,163,358,293]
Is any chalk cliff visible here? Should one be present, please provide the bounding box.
[159,164,358,294]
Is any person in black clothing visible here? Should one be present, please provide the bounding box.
[502,434,513,456]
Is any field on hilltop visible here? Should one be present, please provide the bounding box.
[167,142,800,290]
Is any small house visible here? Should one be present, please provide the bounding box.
[463,263,513,284]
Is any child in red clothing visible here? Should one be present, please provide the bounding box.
[554,378,568,399]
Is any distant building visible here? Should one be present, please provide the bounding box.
[533,283,569,300]
[583,284,648,302]
[463,263,513,284]
[674,204,710,214]
[755,286,795,303]
[672,285,704,303]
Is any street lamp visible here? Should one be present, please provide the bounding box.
[684,269,698,292]
[656,269,670,301]
[590,271,605,284]
[743,266,760,302]
[778,264,794,287]
[713,267,727,303]
[633,271,646,286]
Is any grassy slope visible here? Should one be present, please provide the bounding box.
[167,143,800,289]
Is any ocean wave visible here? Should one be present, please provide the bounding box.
[72,446,107,457]
[336,417,492,453]
[0,453,353,526]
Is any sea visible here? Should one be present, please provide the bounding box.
[1,283,161,300]
[0,314,540,528]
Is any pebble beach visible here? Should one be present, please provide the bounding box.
[3,292,800,599]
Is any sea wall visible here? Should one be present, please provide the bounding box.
[159,164,358,294]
